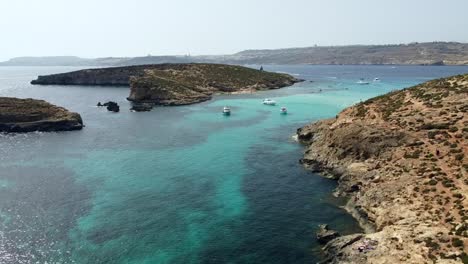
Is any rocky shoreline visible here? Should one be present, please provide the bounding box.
[298,74,467,263]
[31,63,302,109]
[0,97,83,133]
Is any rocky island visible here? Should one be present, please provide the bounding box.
[31,63,301,108]
[0,97,83,132]
[298,74,467,263]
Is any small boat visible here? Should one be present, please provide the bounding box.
[222,106,231,115]
[280,107,287,114]
[263,98,276,105]
[373,78,380,82]
[357,78,370,85]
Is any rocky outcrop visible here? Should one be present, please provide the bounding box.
[299,74,468,263]
[126,63,300,106]
[316,224,340,244]
[102,101,119,112]
[31,63,301,108]
[0,97,83,132]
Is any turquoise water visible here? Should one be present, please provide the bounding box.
[1,65,468,263]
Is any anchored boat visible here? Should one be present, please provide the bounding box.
[263,98,276,105]
[357,78,370,85]
[223,106,231,115]
[280,107,287,114]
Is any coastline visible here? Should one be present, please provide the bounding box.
[297,74,468,263]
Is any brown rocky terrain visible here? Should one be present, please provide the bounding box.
[297,74,468,263]
[0,97,83,132]
[126,64,300,105]
[31,63,301,107]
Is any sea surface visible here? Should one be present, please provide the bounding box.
[1,65,467,264]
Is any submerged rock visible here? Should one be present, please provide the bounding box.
[0,97,83,132]
[130,103,153,112]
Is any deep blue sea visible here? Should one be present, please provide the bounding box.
[1,65,467,264]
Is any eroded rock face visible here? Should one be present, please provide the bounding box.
[299,74,468,263]
[0,97,83,132]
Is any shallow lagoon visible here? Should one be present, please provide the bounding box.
[1,65,468,263]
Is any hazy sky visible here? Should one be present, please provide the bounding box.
[1,0,468,59]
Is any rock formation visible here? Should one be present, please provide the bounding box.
[31,63,302,109]
[0,97,83,132]
[298,74,468,263]
[103,101,119,112]
[316,224,340,244]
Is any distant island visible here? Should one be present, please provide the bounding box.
[31,63,301,107]
[297,74,467,263]
[0,97,83,132]
[3,42,468,66]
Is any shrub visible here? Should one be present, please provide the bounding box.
[452,238,464,248]
[428,179,438,185]
[461,252,468,264]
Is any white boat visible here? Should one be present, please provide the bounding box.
[373,78,380,82]
[280,107,287,114]
[263,98,276,105]
[223,106,231,115]
[357,78,370,85]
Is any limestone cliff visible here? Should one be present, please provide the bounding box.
[298,74,468,263]
[127,64,300,105]
[31,63,301,106]
[0,97,83,132]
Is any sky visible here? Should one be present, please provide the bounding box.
[1,0,468,59]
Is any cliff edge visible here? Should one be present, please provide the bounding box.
[0,97,83,132]
[298,74,468,263]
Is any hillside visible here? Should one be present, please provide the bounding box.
[4,42,468,66]
[31,63,301,107]
[0,56,127,66]
[234,42,468,65]
[297,74,468,263]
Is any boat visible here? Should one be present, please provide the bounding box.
[357,78,370,85]
[280,107,287,114]
[373,78,380,82]
[222,106,231,115]
[263,98,276,105]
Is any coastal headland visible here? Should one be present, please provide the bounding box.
[298,74,468,263]
[31,63,302,107]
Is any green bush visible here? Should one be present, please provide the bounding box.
[452,238,464,248]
